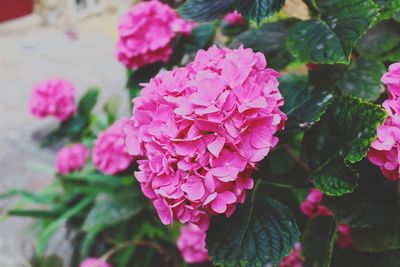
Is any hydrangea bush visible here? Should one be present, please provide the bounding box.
[2,0,400,267]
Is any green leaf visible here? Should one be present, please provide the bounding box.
[352,217,400,252]
[235,0,286,25]
[287,0,379,64]
[0,189,57,204]
[324,181,399,228]
[8,209,60,219]
[38,197,94,255]
[303,96,387,195]
[356,21,400,58]
[320,0,379,56]
[206,194,300,267]
[279,74,334,131]
[78,88,99,117]
[184,23,216,54]
[232,19,297,70]
[82,191,144,232]
[337,58,386,101]
[179,0,235,22]
[221,21,248,37]
[312,156,358,196]
[383,47,400,61]
[301,216,338,267]
[103,96,120,124]
[287,19,347,64]
[375,0,400,20]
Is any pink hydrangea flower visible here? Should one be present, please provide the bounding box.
[301,189,353,248]
[56,143,89,175]
[337,224,353,248]
[125,45,286,229]
[223,10,245,25]
[177,224,209,264]
[280,242,302,267]
[116,0,195,70]
[93,118,134,175]
[29,78,76,122]
[368,62,400,180]
[382,62,400,99]
[80,258,112,267]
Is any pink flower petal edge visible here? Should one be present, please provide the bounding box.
[80,258,112,267]
[368,62,400,180]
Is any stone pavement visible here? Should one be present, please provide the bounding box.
[0,10,130,267]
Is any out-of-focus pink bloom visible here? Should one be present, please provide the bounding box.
[80,258,112,267]
[368,62,400,180]
[116,0,195,70]
[177,224,209,264]
[93,118,134,175]
[29,78,76,122]
[337,224,353,248]
[280,242,302,267]
[300,188,333,218]
[223,10,245,25]
[56,143,89,175]
[301,189,354,249]
[125,46,286,229]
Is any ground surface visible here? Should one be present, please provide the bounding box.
[0,10,129,266]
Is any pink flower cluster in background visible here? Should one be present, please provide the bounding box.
[280,242,302,267]
[368,63,400,180]
[56,143,89,175]
[80,258,112,267]
[29,78,76,122]
[223,10,245,25]
[177,224,209,263]
[93,118,134,175]
[301,188,353,249]
[116,0,195,70]
[125,46,286,229]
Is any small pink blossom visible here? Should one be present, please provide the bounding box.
[80,258,112,267]
[368,62,400,180]
[301,189,353,248]
[125,46,286,229]
[56,143,89,175]
[300,188,332,218]
[280,242,302,267]
[29,78,76,122]
[177,224,209,264]
[223,10,245,25]
[93,118,134,175]
[116,0,195,70]
[337,224,353,248]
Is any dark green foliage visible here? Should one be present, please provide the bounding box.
[206,191,300,267]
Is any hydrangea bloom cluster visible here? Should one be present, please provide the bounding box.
[29,78,76,122]
[301,188,353,248]
[368,63,400,180]
[177,224,209,263]
[280,242,302,267]
[124,46,286,229]
[116,0,195,70]
[223,10,245,25]
[93,118,134,175]
[56,144,89,175]
[80,258,112,267]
